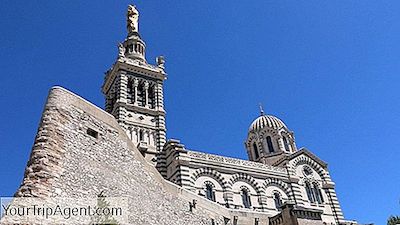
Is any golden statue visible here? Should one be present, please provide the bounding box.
[127,5,139,34]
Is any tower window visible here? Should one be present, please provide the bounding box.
[273,192,282,209]
[241,189,251,209]
[253,143,259,159]
[148,85,156,109]
[127,79,134,104]
[137,82,145,107]
[205,183,215,202]
[266,136,275,153]
[283,136,290,151]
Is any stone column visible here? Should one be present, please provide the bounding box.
[151,132,156,147]
[144,81,149,108]
[257,192,269,211]
[132,127,138,143]
[127,127,132,140]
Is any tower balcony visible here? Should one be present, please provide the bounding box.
[137,141,148,152]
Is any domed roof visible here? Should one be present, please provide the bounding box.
[249,114,287,132]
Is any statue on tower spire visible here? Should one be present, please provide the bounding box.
[127,5,139,34]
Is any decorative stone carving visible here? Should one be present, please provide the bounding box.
[187,151,286,173]
[144,81,149,90]
[118,43,125,58]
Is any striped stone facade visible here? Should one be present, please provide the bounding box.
[157,139,346,224]
[102,5,167,164]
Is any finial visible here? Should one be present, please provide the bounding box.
[127,5,139,35]
[156,55,165,69]
[259,103,265,116]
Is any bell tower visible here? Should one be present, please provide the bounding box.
[102,5,167,164]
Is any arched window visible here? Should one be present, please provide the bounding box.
[205,183,215,202]
[127,79,134,104]
[139,130,144,142]
[253,143,259,159]
[313,183,324,204]
[305,182,315,203]
[241,188,251,209]
[273,192,282,209]
[282,136,290,151]
[137,82,145,107]
[148,85,156,109]
[266,136,275,153]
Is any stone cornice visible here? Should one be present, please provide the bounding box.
[187,150,287,175]
[122,102,166,116]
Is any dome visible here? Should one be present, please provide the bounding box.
[249,114,287,132]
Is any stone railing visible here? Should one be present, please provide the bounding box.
[122,57,160,70]
[269,213,284,225]
[292,208,322,220]
[187,150,286,173]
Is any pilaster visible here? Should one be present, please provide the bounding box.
[290,182,306,207]
[156,116,166,152]
[257,194,268,211]
[223,191,234,208]
[323,181,345,223]
[118,71,128,104]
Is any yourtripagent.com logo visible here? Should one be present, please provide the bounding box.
[0,196,128,225]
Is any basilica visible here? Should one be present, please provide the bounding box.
[5,4,358,225]
[101,5,353,225]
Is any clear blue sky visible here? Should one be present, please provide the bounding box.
[1,1,399,224]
